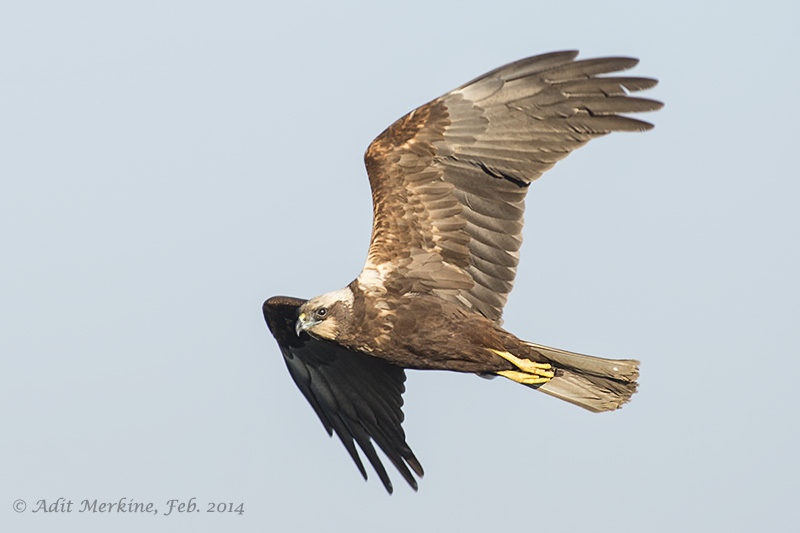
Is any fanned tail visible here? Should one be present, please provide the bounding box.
[523,341,639,413]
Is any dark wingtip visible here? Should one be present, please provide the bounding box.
[408,456,425,478]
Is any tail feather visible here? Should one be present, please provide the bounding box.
[523,341,640,413]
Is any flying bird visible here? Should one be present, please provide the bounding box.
[263,50,662,493]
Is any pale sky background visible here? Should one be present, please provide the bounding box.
[2,1,798,532]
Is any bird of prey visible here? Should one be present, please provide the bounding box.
[263,50,661,493]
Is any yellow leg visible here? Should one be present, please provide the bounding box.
[491,349,555,384]
[497,370,552,385]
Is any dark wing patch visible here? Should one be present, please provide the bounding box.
[262,296,423,493]
[361,50,662,321]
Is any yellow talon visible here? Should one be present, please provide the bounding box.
[490,349,554,378]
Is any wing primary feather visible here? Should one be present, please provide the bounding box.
[557,76,658,96]
[346,420,396,493]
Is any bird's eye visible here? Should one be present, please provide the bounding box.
[316,307,327,318]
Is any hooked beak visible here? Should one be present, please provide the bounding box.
[295,313,306,337]
[295,312,320,337]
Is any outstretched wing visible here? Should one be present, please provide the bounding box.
[262,296,423,493]
[360,50,662,321]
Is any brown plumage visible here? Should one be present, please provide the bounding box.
[263,50,662,493]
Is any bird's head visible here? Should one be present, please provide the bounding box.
[295,286,355,341]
